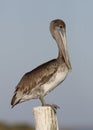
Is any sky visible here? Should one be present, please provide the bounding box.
[0,0,93,128]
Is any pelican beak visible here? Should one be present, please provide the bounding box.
[57,27,72,71]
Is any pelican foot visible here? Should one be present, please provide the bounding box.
[44,104,60,113]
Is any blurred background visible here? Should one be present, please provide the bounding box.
[0,0,93,130]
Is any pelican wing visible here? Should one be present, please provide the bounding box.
[18,60,58,93]
[11,59,58,107]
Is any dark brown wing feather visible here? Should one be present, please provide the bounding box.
[11,94,21,108]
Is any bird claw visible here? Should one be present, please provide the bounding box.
[52,104,60,109]
[44,104,60,113]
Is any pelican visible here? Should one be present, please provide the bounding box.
[11,19,72,110]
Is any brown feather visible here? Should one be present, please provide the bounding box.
[11,59,59,106]
[15,59,58,94]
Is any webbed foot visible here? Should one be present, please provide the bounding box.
[44,104,60,113]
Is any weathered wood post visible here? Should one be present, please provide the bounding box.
[33,106,59,130]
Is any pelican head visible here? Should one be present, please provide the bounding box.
[50,19,72,71]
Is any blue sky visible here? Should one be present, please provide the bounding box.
[0,0,93,128]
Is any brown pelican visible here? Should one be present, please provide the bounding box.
[11,19,72,109]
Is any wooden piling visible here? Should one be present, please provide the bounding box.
[33,106,59,130]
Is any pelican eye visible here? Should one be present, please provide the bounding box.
[59,25,63,28]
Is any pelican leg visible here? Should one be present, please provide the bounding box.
[39,95,46,106]
[39,95,60,113]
